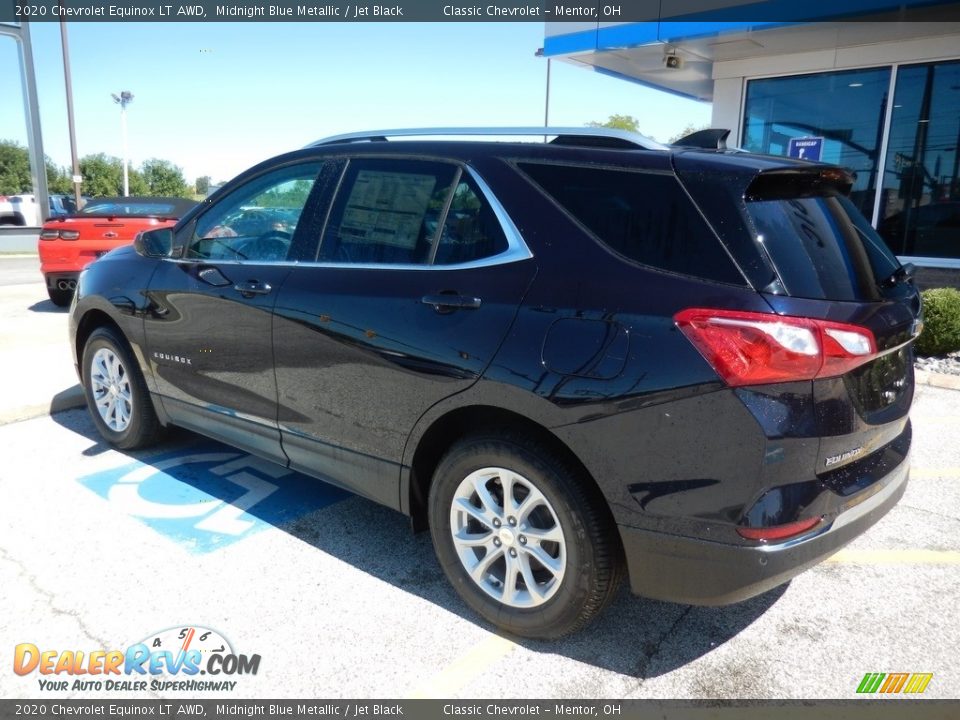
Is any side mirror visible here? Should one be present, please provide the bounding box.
[135,228,175,258]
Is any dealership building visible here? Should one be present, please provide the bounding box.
[544,2,960,286]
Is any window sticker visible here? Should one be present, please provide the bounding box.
[340,171,437,249]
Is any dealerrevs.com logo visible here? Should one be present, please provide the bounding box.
[13,626,261,693]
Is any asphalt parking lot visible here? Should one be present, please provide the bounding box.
[1,255,958,700]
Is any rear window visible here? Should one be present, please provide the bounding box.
[80,199,193,217]
[746,194,900,301]
[518,162,744,285]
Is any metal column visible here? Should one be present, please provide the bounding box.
[1,21,49,224]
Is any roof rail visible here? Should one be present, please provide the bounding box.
[307,127,667,151]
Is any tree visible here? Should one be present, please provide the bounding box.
[4,143,190,198]
[0,140,35,194]
[195,175,211,195]
[1,139,75,195]
[127,167,149,196]
[78,153,124,196]
[141,158,190,197]
[77,153,152,196]
[46,159,72,195]
[259,179,313,208]
[587,114,640,132]
[668,123,711,144]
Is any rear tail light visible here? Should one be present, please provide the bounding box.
[39,229,80,240]
[674,308,876,386]
[737,516,822,542]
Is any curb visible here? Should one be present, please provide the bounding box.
[914,369,960,391]
[0,385,86,426]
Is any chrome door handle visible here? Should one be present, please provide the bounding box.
[234,281,273,297]
[421,294,482,311]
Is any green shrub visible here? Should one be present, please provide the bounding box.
[916,287,960,356]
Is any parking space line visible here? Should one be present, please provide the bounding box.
[827,549,960,564]
[910,467,960,479]
[406,633,517,698]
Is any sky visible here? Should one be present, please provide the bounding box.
[0,21,712,186]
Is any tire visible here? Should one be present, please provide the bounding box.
[81,326,163,450]
[428,434,623,639]
[47,285,73,307]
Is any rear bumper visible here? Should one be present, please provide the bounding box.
[38,241,112,277]
[620,456,909,605]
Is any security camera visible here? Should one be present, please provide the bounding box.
[663,53,684,70]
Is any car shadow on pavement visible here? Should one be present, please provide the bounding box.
[52,411,786,679]
[281,493,787,680]
[28,299,69,313]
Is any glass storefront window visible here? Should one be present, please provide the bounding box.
[877,60,960,259]
[742,67,891,220]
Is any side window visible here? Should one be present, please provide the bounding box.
[187,163,322,263]
[319,159,457,265]
[518,162,744,285]
[433,176,508,265]
[317,159,509,266]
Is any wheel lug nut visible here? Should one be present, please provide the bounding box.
[493,538,501,547]
[508,517,517,526]
[509,548,517,557]
[493,518,501,528]
[519,536,527,545]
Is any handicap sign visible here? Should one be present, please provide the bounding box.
[788,136,824,162]
[78,443,349,553]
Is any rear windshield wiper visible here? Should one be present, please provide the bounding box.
[882,262,915,288]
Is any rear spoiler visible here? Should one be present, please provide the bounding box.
[745,167,856,201]
[672,128,730,150]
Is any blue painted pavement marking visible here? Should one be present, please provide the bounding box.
[78,442,350,553]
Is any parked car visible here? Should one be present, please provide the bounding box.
[0,193,82,226]
[38,196,196,306]
[0,193,38,226]
[69,128,921,639]
[48,194,85,218]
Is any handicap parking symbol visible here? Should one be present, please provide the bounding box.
[78,444,349,553]
[787,136,825,162]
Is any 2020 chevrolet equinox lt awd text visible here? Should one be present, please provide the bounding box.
[70,128,921,639]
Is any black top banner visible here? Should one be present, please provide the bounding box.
[2,0,960,23]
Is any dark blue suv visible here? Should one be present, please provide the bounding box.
[70,128,920,639]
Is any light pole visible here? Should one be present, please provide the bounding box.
[535,48,551,129]
[111,91,134,196]
[60,14,82,209]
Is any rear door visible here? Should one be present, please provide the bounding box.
[272,157,536,508]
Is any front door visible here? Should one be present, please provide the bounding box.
[144,161,325,464]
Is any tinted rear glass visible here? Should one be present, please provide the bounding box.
[746,194,900,301]
[518,162,744,285]
[80,199,193,217]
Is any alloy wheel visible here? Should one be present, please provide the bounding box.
[449,466,567,608]
[90,347,133,432]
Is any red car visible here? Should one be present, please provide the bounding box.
[38,196,195,306]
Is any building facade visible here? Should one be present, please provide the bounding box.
[544,3,960,285]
